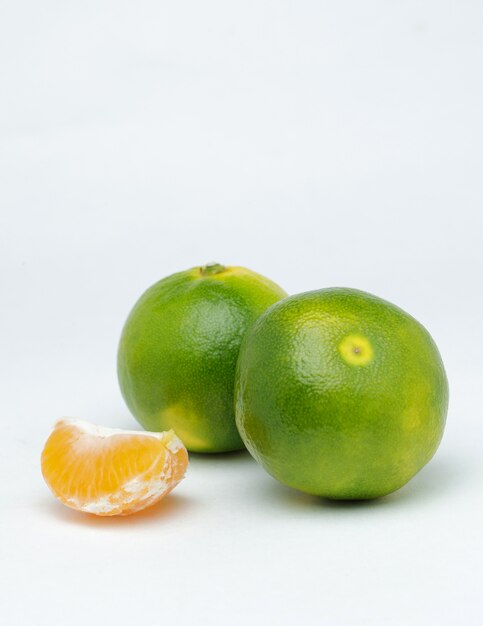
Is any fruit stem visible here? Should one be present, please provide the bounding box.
[200,262,226,276]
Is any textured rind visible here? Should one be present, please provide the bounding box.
[117,265,286,453]
[235,287,449,500]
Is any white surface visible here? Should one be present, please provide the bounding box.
[1,2,482,625]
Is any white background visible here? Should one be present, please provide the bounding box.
[1,1,482,624]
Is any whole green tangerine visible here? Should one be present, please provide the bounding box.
[117,263,287,453]
[235,287,449,499]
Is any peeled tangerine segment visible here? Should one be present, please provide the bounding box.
[41,419,188,516]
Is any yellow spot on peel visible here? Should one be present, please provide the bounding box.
[161,405,210,452]
[339,334,374,366]
[403,407,422,431]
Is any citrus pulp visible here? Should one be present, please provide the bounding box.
[41,419,188,515]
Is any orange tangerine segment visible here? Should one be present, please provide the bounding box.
[41,419,188,516]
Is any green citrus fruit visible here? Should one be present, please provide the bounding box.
[235,288,449,499]
[117,263,286,453]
